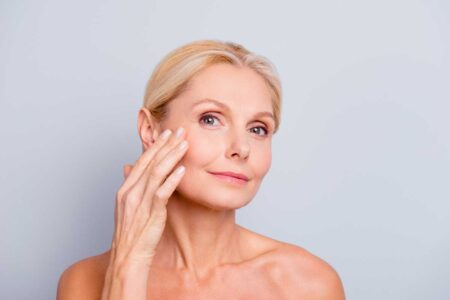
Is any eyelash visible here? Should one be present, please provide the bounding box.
[199,113,269,137]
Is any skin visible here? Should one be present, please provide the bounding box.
[57,63,345,299]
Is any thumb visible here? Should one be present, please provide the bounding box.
[123,164,133,179]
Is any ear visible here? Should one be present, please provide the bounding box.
[137,107,161,151]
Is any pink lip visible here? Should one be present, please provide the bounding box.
[208,171,250,185]
[209,171,249,181]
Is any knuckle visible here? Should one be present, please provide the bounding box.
[157,208,167,219]
[123,191,140,206]
[116,195,124,208]
[154,189,167,201]
[134,157,142,166]
[152,205,167,219]
[151,165,165,178]
[116,188,126,200]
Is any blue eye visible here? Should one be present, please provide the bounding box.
[199,114,220,126]
[250,126,269,136]
[199,113,270,137]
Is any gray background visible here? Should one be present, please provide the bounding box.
[1,0,449,299]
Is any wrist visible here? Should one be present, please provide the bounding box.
[104,264,150,300]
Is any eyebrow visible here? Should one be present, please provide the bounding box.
[191,98,275,122]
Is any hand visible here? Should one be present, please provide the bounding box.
[101,127,189,300]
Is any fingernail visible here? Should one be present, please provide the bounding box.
[161,129,172,139]
[176,127,184,137]
[178,140,188,150]
[175,165,185,175]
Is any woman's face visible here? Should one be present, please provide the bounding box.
[158,63,275,210]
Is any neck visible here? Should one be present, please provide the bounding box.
[152,191,243,278]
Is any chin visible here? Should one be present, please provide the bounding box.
[176,183,252,211]
[201,195,253,211]
[175,187,253,211]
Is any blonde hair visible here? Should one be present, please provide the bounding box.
[142,39,282,133]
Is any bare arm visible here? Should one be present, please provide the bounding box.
[57,127,189,299]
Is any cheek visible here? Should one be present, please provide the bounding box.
[252,145,272,177]
[178,130,221,168]
[178,128,272,179]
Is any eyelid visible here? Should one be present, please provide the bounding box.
[201,111,221,119]
[200,111,271,135]
[201,110,272,128]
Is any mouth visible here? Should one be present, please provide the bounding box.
[207,171,249,185]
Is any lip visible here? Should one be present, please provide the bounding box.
[209,171,249,181]
[208,171,250,185]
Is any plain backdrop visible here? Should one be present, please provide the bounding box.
[1,0,449,299]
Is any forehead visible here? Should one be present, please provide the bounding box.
[173,63,273,112]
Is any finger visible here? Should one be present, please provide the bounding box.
[117,129,173,197]
[114,129,172,243]
[123,164,133,179]
[129,165,186,249]
[126,135,188,237]
[125,127,187,214]
[118,127,186,243]
[116,164,133,242]
[152,165,186,210]
[129,138,189,236]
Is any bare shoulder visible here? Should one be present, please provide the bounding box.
[57,250,110,300]
[237,226,345,299]
[265,242,345,299]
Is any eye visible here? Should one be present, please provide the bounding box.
[199,113,270,137]
[250,126,269,137]
[199,113,221,127]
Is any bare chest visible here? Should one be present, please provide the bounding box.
[146,266,290,300]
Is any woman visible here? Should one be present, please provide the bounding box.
[57,40,345,299]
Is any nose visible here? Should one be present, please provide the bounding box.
[225,128,250,160]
